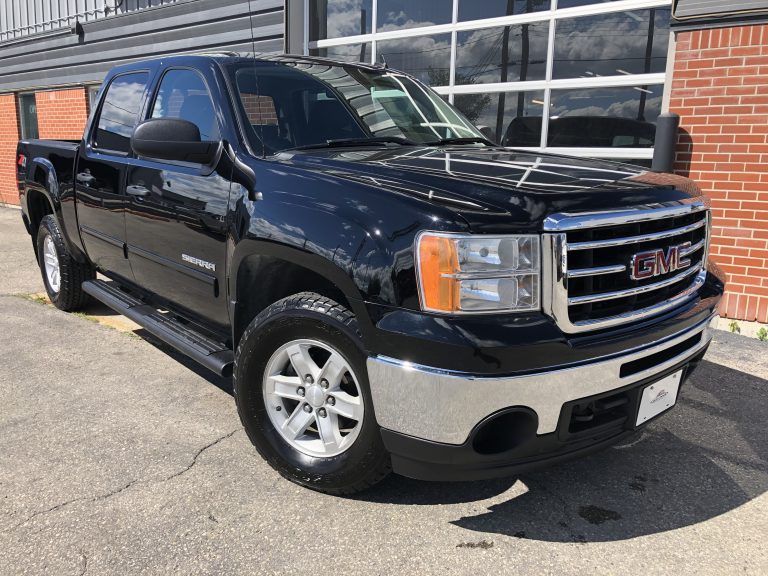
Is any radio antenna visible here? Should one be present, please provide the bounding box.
[247,0,258,57]
[246,0,265,158]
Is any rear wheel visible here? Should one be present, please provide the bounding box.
[36,215,95,311]
[234,292,391,494]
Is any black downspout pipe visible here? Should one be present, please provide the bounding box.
[652,112,680,173]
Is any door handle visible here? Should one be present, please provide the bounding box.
[126,185,150,199]
[76,173,95,188]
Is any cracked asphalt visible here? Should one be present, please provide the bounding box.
[0,207,766,575]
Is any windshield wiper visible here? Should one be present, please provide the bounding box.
[289,136,418,151]
[425,137,495,147]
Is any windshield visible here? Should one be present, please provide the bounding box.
[227,60,486,154]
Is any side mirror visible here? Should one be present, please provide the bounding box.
[131,118,219,164]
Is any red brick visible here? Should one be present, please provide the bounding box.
[35,88,89,140]
[0,94,21,206]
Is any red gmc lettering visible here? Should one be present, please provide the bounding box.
[630,242,692,280]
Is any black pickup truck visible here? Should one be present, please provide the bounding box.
[16,54,725,494]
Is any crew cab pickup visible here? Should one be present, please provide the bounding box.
[16,54,725,494]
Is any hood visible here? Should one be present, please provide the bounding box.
[277,146,702,231]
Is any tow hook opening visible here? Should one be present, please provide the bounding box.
[472,408,538,455]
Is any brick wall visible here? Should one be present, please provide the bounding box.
[35,88,89,140]
[0,93,21,206]
[671,24,768,323]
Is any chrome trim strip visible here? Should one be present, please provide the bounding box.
[680,238,706,257]
[567,217,707,251]
[568,265,702,305]
[567,264,627,278]
[366,313,715,444]
[543,201,707,232]
[569,271,707,330]
[541,199,711,333]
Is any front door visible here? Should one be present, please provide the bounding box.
[124,68,231,328]
[76,71,149,281]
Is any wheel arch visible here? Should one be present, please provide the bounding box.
[24,158,60,243]
[230,241,372,350]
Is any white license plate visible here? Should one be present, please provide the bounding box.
[636,370,682,426]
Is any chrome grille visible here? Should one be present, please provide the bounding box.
[542,202,710,333]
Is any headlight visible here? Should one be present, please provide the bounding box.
[416,232,540,314]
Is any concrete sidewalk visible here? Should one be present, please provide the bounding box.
[0,207,766,575]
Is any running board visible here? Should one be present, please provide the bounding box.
[82,279,234,376]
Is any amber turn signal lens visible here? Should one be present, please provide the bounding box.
[417,235,460,313]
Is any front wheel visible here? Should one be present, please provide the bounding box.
[234,293,391,494]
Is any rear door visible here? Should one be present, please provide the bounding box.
[76,71,149,281]
[124,66,231,327]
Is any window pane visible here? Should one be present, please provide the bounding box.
[377,0,452,31]
[548,85,663,147]
[376,34,451,84]
[230,63,485,153]
[151,69,220,141]
[453,90,545,146]
[553,9,671,79]
[455,23,548,86]
[95,72,148,154]
[310,43,372,63]
[310,0,373,41]
[241,95,278,126]
[88,86,101,111]
[18,94,38,140]
[458,0,550,22]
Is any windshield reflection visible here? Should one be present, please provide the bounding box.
[229,60,486,154]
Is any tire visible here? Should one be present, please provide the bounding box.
[234,292,391,495]
[36,214,95,311]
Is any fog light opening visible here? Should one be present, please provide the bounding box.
[472,408,538,455]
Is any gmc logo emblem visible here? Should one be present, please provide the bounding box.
[630,242,692,280]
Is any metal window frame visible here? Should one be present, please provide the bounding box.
[305,0,672,161]
[17,92,39,140]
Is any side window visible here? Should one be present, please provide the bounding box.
[151,69,221,142]
[94,72,148,154]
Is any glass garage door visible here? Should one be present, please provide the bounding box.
[307,0,672,166]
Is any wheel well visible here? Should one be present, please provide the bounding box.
[233,256,354,347]
[26,188,54,241]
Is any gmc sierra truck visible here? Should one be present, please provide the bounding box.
[16,54,725,494]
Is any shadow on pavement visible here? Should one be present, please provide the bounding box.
[361,360,768,541]
[133,329,234,395]
[135,328,768,540]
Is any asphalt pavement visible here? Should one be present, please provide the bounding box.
[0,206,766,575]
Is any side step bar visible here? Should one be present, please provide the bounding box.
[82,279,234,376]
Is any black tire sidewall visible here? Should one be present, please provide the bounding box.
[235,305,386,491]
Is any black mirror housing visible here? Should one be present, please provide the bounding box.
[131,118,219,164]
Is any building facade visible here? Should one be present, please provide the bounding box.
[0,0,767,322]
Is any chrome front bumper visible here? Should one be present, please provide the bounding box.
[367,314,716,445]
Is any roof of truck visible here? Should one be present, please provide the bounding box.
[121,52,390,72]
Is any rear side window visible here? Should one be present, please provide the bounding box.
[94,72,148,154]
[151,69,221,141]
